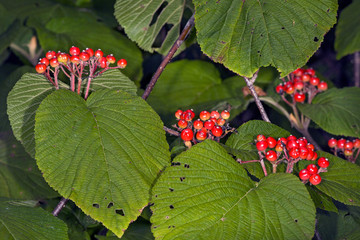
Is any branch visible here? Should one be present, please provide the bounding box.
[163,126,180,137]
[354,52,360,87]
[142,13,195,100]
[243,71,271,122]
[52,197,68,216]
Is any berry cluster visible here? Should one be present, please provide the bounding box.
[35,46,127,99]
[328,138,360,163]
[253,134,327,185]
[276,68,328,104]
[174,109,232,148]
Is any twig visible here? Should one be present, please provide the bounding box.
[243,71,271,122]
[354,52,360,87]
[163,126,180,136]
[52,198,68,216]
[142,13,195,100]
[236,159,261,164]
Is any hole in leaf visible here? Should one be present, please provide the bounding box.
[184,164,190,168]
[149,2,168,27]
[171,162,181,166]
[104,197,107,200]
[107,202,114,208]
[180,177,185,182]
[115,209,125,216]
[327,8,330,13]
[313,37,319,42]
[294,219,298,223]
[93,203,100,208]
[155,195,158,198]
[169,188,174,192]
[169,205,174,209]
[257,51,260,54]
[314,24,318,27]
[281,27,285,29]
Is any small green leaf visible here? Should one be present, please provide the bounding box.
[193,0,338,77]
[0,199,68,240]
[312,151,360,206]
[35,89,170,238]
[297,87,360,138]
[335,0,360,59]
[0,132,57,199]
[151,140,316,239]
[114,0,192,55]
[7,73,55,157]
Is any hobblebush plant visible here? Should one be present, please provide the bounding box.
[2,0,360,239]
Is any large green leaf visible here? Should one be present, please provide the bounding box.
[151,140,316,239]
[26,5,143,82]
[297,87,360,138]
[7,73,55,157]
[335,0,360,59]
[114,0,192,55]
[34,89,170,238]
[0,132,57,199]
[226,120,290,178]
[0,199,68,240]
[312,151,360,206]
[193,0,338,77]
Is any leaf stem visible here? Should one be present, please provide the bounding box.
[52,198,68,216]
[354,52,360,87]
[142,13,195,100]
[243,71,270,122]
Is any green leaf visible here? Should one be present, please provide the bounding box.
[34,89,170,238]
[297,87,360,138]
[151,140,316,239]
[0,131,57,199]
[193,0,338,77]
[147,60,246,117]
[114,0,192,55]
[0,199,68,240]
[7,73,56,157]
[225,120,290,178]
[27,6,143,82]
[317,206,360,240]
[305,186,337,213]
[312,151,360,206]
[335,0,360,59]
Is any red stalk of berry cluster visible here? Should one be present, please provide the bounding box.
[35,46,127,99]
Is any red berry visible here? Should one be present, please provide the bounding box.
[265,150,277,162]
[317,157,329,168]
[337,138,346,149]
[287,135,297,141]
[267,137,277,148]
[287,140,299,150]
[40,58,49,66]
[204,120,215,130]
[217,118,226,126]
[106,54,116,64]
[193,119,203,130]
[306,68,316,76]
[344,141,354,150]
[45,50,56,59]
[35,63,47,74]
[354,139,360,148]
[221,110,230,120]
[210,111,220,119]
[57,53,69,64]
[209,117,217,124]
[199,111,211,121]
[298,137,308,145]
[297,139,307,148]
[294,92,306,103]
[175,110,183,119]
[299,169,310,181]
[276,84,284,94]
[69,46,80,56]
[284,82,295,94]
[257,134,266,141]
[196,129,207,141]
[177,119,187,129]
[211,126,223,137]
[181,129,193,141]
[310,77,320,86]
[94,49,104,58]
[344,149,353,156]
[289,148,300,159]
[98,57,107,68]
[117,59,127,68]
[278,137,287,145]
[275,144,283,152]
[85,48,94,57]
[256,140,268,151]
[79,51,90,61]
[307,143,315,151]
[182,109,195,122]
[306,149,314,160]
[294,81,304,91]
[299,147,309,160]
[70,55,80,64]
[318,81,328,91]
[311,152,318,161]
[328,138,337,148]
[302,74,311,82]
[309,174,321,185]
[293,68,304,76]
[306,164,318,175]
[50,58,59,68]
